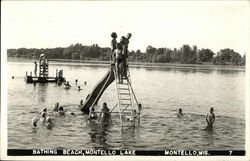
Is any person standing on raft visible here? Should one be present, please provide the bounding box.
[34,62,37,77]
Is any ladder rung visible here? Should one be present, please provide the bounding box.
[119,93,130,95]
[119,83,128,85]
[121,109,134,111]
[118,88,129,90]
[120,98,131,100]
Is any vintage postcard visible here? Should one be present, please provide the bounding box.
[1,1,249,161]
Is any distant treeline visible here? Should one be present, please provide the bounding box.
[7,43,245,65]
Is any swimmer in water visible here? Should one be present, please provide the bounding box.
[78,86,82,91]
[88,107,98,120]
[99,102,111,122]
[32,117,39,128]
[46,116,54,126]
[40,112,47,123]
[75,79,78,85]
[206,107,215,127]
[64,81,71,89]
[177,108,183,117]
[78,99,84,108]
[58,106,65,116]
[127,109,138,121]
[41,107,47,113]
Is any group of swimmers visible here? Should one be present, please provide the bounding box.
[111,32,132,84]
[32,102,73,128]
[177,107,215,127]
[63,80,87,91]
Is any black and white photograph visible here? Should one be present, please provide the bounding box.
[1,0,249,160]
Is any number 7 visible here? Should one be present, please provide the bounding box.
[229,151,232,155]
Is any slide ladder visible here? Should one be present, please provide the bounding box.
[114,66,139,128]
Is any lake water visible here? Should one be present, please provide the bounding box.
[7,59,245,150]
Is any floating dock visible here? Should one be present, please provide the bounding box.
[26,75,65,83]
[25,55,65,83]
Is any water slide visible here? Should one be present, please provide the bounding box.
[80,66,115,114]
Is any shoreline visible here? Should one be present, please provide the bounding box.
[7,57,245,71]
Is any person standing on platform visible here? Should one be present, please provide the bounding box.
[34,62,37,77]
[111,32,118,65]
[115,43,124,84]
[121,33,132,77]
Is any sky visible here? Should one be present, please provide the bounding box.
[1,1,250,55]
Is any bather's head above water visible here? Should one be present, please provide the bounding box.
[41,112,47,118]
[210,107,214,113]
[80,99,83,105]
[41,107,47,113]
[58,106,65,115]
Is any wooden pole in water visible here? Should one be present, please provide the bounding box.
[30,71,32,76]
[26,71,27,76]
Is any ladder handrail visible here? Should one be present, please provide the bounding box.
[126,66,139,107]
[127,79,139,106]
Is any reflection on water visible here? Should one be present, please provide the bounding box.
[202,126,215,147]
[37,84,48,104]
[7,60,245,150]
